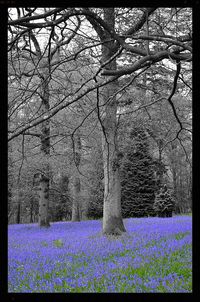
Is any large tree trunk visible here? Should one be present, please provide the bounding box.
[71,133,81,222]
[38,66,50,227]
[81,198,88,220]
[101,8,126,235]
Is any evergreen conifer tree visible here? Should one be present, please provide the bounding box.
[153,184,175,217]
[120,126,158,217]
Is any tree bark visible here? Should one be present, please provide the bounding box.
[38,66,50,227]
[101,8,126,235]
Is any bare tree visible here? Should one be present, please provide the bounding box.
[93,8,126,234]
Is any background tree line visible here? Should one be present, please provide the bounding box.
[8,7,192,235]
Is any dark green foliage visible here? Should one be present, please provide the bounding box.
[120,126,158,218]
[153,185,175,217]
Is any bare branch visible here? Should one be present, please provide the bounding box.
[83,8,105,40]
[23,132,41,137]
[124,35,192,52]
[29,30,41,56]
[50,16,81,60]
[101,50,191,76]
[8,8,65,26]
[8,74,120,142]
[167,60,183,134]
[119,97,167,116]
[124,8,157,36]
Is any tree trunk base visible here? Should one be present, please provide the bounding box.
[39,219,50,227]
[71,211,80,222]
[103,215,126,236]
[71,218,81,222]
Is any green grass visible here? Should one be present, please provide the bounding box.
[31,239,191,293]
[77,245,192,293]
[53,239,64,248]
[174,231,190,240]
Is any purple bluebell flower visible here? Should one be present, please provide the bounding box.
[8,216,192,293]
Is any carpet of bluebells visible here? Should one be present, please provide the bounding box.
[8,215,192,293]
